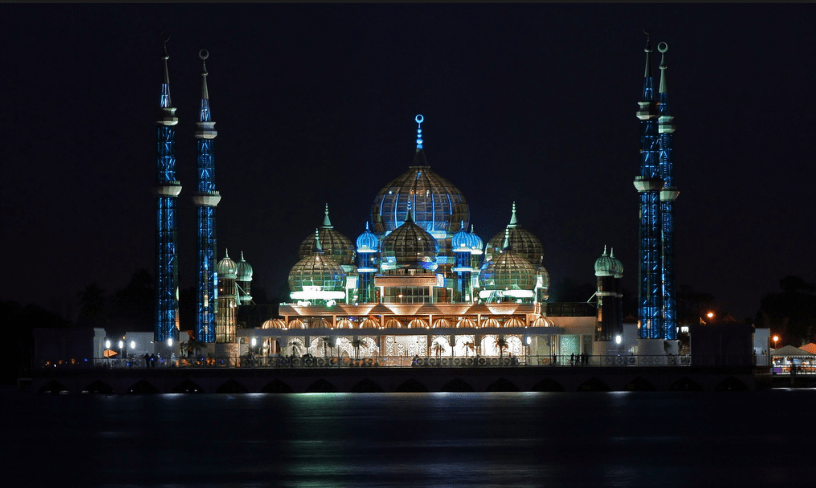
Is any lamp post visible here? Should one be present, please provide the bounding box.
[772,335,779,351]
[118,340,124,367]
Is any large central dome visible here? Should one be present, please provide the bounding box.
[371,151,469,237]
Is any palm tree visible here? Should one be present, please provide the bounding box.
[350,337,364,360]
[495,336,509,359]
[463,340,475,357]
[431,341,444,358]
[289,340,304,357]
[184,337,208,359]
[321,337,331,358]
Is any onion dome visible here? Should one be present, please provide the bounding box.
[371,115,469,236]
[289,230,346,300]
[356,221,379,253]
[469,225,484,254]
[451,220,473,253]
[298,204,355,266]
[610,248,624,278]
[381,211,438,270]
[236,251,253,281]
[479,230,537,292]
[594,246,616,277]
[485,202,544,265]
[217,249,238,279]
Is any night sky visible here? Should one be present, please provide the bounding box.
[2,4,814,322]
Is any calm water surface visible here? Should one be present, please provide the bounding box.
[3,387,812,487]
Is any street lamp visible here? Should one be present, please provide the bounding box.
[773,335,779,350]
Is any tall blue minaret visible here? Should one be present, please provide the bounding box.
[657,42,679,341]
[154,34,181,343]
[193,49,221,343]
[633,31,664,340]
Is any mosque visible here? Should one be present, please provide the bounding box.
[65,32,682,368]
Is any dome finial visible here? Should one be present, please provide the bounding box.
[508,202,519,228]
[240,250,245,261]
[224,248,230,259]
[415,114,424,150]
[322,203,333,228]
[502,228,511,251]
[658,42,668,94]
[603,245,608,256]
[609,247,615,258]
[314,228,323,253]
[365,221,370,231]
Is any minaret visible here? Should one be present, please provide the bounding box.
[154,34,182,343]
[355,222,378,304]
[633,30,664,340]
[192,49,221,343]
[594,246,616,342]
[657,42,679,341]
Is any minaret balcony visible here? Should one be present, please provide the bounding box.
[155,182,182,197]
[660,187,680,202]
[192,191,221,207]
[633,177,663,192]
[156,107,178,126]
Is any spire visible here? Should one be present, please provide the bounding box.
[415,114,424,151]
[502,228,511,251]
[365,221,370,231]
[322,203,333,228]
[609,247,615,258]
[508,202,519,228]
[658,42,668,95]
[240,250,246,262]
[198,50,212,123]
[603,245,608,256]
[643,29,653,79]
[314,229,323,253]
[160,32,172,109]
[405,200,415,223]
[224,248,230,259]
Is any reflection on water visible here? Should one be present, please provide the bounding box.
[3,389,815,487]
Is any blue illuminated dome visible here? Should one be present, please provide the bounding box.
[469,225,484,254]
[356,222,379,253]
[217,249,238,279]
[451,221,473,252]
[380,212,438,270]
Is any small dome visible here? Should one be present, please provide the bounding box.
[356,222,379,253]
[469,225,484,254]
[381,212,438,270]
[594,246,616,276]
[299,204,355,266]
[610,248,624,277]
[289,231,346,297]
[479,232,537,291]
[236,251,253,281]
[485,203,544,265]
[451,221,473,252]
[217,249,238,279]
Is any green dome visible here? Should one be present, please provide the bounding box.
[485,203,544,265]
[594,247,616,276]
[381,212,438,270]
[298,204,355,266]
[217,249,238,279]
[289,231,346,299]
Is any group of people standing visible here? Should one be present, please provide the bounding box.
[142,353,158,368]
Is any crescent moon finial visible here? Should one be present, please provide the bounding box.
[199,49,209,60]
[415,114,424,149]
[658,42,668,54]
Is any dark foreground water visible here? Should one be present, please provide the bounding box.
[2,387,812,487]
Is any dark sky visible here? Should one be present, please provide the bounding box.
[2,4,814,322]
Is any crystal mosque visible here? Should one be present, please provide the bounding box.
[90,32,684,367]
